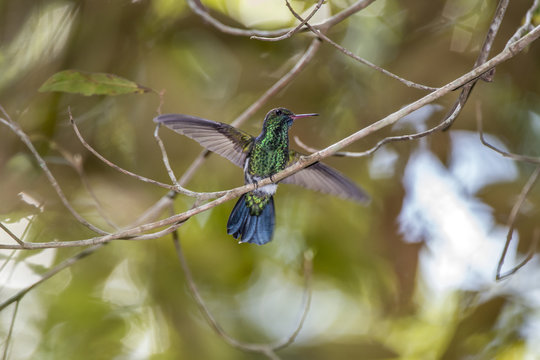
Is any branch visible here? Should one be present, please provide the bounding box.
[251,0,325,42]
[1,300,19,360]
[0,105,109,236]
[0,244,104,311]
[0,222,26,248]
[41,137,119,230]
[475,102,540,279]
[284,0,438,91]
[441,0,509,130]
[294,102,462,158]
[186,0,377,38]
[476,102,540,165]
[173,230,313,357]
[496,167,540,281]
[506,0,540,47]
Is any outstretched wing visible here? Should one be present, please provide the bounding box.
[154,114,254,167]
[281,150,370,204]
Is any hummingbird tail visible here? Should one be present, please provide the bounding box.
[227,194,275,245]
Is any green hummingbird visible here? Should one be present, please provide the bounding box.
[154,108,369,245]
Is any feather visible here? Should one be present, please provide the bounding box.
[154,114,253,167]
[281,150,370,204]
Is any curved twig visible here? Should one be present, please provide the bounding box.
[0,106,109,236]
[476,102,540,165]
[173,230,313,357]
[496,168,540,281]
[186,0,377,38]
[283,0,438,91]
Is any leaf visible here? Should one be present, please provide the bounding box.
[38,70,152,96]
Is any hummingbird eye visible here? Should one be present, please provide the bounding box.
[275,109,282,116]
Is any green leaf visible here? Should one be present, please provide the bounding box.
[38,70,152,96]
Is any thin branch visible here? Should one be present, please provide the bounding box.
[153,123,179,185]
[0,106,108,236]
[496,167,540,281]
[41,138,119,230]
[251,0,325,41]
[0,244,103,311]
[69,108,228,200]
[70,153,119,230]
[0,222,26,248]
[441,0,509,129]
[293,102,462,158]
[271,250,313,351]
[475,102,540,280]
[186,0,377,38]
[173,231,313,356]
[2,300,19,360]
[476,102,540,165]
[506,0,540,47]
[284,1,438,91]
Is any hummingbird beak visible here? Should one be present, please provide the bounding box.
[291,113,319,120]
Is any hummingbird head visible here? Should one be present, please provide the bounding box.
[263,108,319,128]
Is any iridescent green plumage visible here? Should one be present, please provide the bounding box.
[154,107,369,245]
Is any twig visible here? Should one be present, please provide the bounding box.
[475,102,540,280]
[69,108,226,200]
[441,0,510,130]
[153,123,179,185]
[0,105,109,236]
[506,0,540,47]
[0,244,104,311]
[173,231,313,357]
[2,300,19,360]
[41,138,119,230]
[0,220,185,250]
[476,102,540,165]
[271,250,313,351]
[251,0,325,41]
[284,0,438,91]
[0,222,26,248]
[186,0,377,38]
[496,167,540,281]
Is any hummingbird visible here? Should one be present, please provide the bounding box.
[154,108,369,245]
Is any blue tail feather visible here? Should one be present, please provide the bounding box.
[227,195,275,245]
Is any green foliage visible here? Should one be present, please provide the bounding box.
[39,70,152,96]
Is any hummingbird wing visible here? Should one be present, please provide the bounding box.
[154,114,254,167]
[281,150,370,204]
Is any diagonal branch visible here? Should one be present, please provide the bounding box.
[283,0,438,91]
[441,0,510,130]
[0,106,109,236]
[496,167,540,281]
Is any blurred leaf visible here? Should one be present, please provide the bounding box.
[38,70,152,96]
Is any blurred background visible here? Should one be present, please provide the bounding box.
[1,0,540,359]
